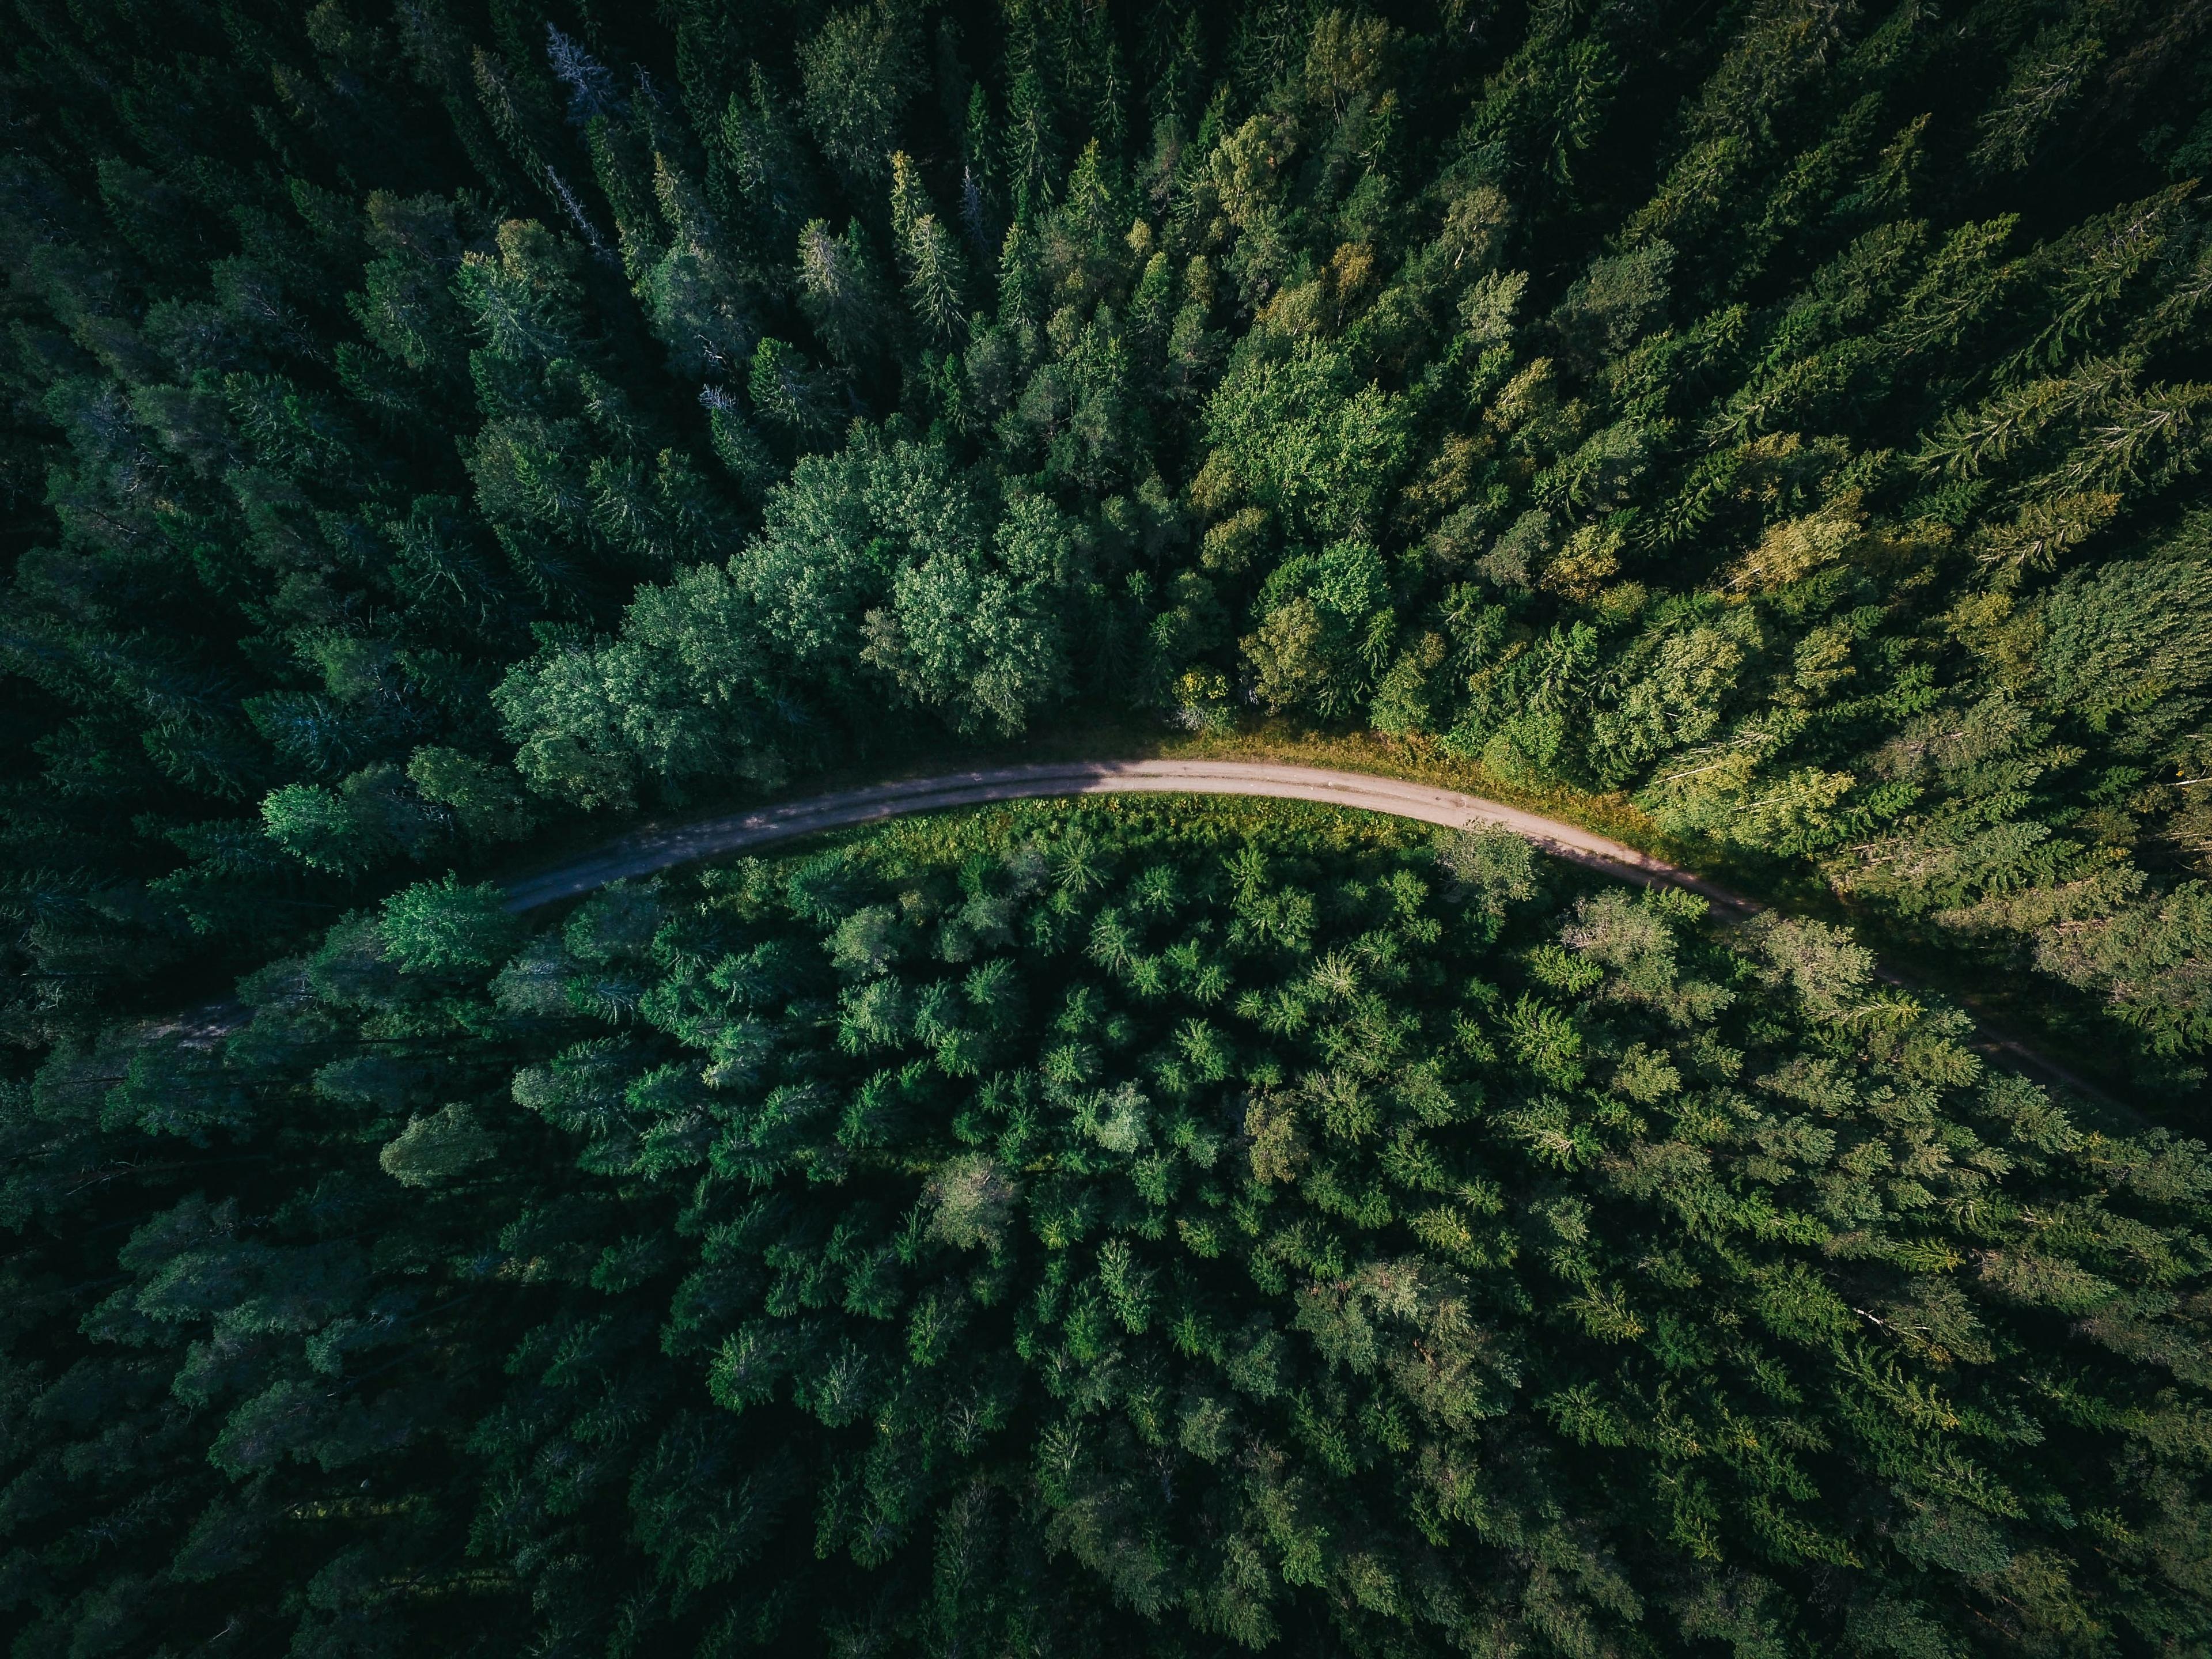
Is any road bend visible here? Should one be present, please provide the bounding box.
[496,759,2112,1111]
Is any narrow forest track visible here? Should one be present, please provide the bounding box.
[499,760,1749,911]
[498,759,2120,1113]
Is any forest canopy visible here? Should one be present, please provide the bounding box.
[8,796,2212,1655]
[7,1,2212,1654]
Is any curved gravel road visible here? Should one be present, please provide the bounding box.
[498,758,2116,1111]
[501,760,1755,912]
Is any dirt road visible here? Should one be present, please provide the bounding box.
[501,759,1757,912]
[498,758,2122,1109]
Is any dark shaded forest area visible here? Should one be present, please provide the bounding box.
[6,1,2212,1653]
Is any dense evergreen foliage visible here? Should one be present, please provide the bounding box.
[7,798,2211,1656]
[6,0,2212,1082]
[9,4,2212,1652]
